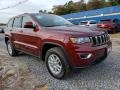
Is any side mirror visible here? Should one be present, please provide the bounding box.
[24,22,35,29]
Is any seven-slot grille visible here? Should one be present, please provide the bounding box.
[90,33,109,46]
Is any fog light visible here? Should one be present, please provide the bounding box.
[80,53,92,59]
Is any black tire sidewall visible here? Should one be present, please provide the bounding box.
[6,40,17,56]
[45,48,68,79]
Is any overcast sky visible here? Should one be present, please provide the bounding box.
[0,0,84,23]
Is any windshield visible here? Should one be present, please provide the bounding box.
[33,14,73,27]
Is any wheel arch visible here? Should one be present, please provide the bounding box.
[41,42,70,63]
[41,42,63,60]
[5,36,9,44]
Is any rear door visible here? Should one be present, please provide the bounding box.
[10,16,25,50]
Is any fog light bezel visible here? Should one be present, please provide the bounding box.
[80,53,92,59]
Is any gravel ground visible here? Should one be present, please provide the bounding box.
[0,53,48,90]
[0,33,120,90]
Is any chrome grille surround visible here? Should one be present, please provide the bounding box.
[90,33,109,46]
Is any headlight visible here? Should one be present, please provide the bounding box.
[70,37,90,44]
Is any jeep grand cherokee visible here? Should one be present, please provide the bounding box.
[5,13,112,79]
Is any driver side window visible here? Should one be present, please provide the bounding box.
[22,16,33,28]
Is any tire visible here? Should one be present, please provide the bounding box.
[2,29,4,33]
[0,29,4,33]
[112,30,116,34]
[6,40,18,56]
[0,29,2,33]
[110,29,116,34]
[45,47,70,79]
[115,27,120,32]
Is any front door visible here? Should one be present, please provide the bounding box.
[20,15,40,56]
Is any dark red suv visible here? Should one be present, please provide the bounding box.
[5,13,112,79]
[97,19,120,33]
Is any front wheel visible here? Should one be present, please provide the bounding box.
[45,47,70,79]
[6,40,18,56]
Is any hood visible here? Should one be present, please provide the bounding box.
[44,25,105,36]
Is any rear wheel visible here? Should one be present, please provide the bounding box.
[45,47,70,79]
[6,40,18,56]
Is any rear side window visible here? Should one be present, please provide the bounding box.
[7,19,14,27]
[13,17,22,28]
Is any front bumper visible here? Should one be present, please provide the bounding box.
[66,41,112,68]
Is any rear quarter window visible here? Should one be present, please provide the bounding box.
[13,17,22,28]
[7,18,14,27]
